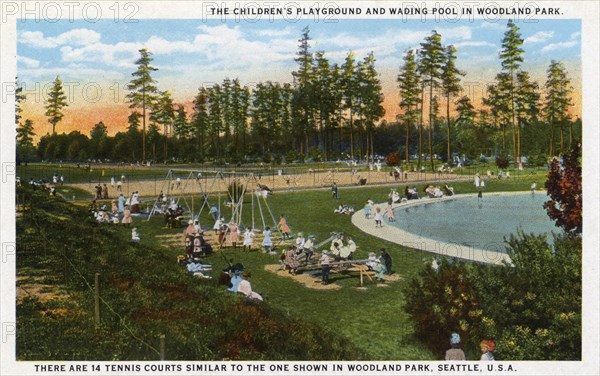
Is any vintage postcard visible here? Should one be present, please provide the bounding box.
[1,0,598,375]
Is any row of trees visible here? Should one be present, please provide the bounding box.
[17,21,578,167]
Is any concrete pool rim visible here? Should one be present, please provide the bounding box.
[351,191,547,266]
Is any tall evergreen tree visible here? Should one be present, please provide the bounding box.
[514,71,540,162]
[341,52,360,158]
[291,26,314,155]
[173,105,190,139]
[126,48,159,161]
[543,61,574,156]
[419,31,445,171]
[499,19,525,164]
[151,90,175,160]
[15,78,26,125]
[358,52,385,162]
[192,87,209,162]
[16,119,36,164]
[441,45,464,163]
[398,49,421,163]
[44,75,68,135]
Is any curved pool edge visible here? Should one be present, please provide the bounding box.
[350,192,537,266]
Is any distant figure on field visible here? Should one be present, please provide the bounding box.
[331,182,339,200]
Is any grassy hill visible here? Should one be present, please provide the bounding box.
[16,187,363,360]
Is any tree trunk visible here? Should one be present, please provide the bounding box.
[418,87,425,170]
[446,94,451,163]
[569,122,573,149]
[428,82,434,171]
[517,121,521,165]
[405,119,410,163]
[371,128,375,161]
[559,124,564,154]
[142,91,146,162]
[349,112,354,159]
[549,122,555,157]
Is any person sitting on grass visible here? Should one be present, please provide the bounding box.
[302,235,316,263]
[295,232,306,251]
[131,227,140,243]
[330,233,344,257]
[121,205,132,226]
[227,269,244,293]
[366,252,387,282]
[238,272,263,301]
[380,248,393,275]
[443,183,455,196]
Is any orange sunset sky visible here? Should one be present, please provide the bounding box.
[17,18,582,142]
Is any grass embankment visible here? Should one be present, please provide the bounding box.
[16,188,362,361]
[17,173,546,360]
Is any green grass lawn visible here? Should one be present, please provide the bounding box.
[118,173,547,360]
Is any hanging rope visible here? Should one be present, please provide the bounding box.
[251,189,255,230]
[256,190,267,230]
[262,194,278,229]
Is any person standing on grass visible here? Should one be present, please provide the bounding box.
[331,182,339,200]
[243,227,255,251]
[262,226,273,253]
[445,333,466,360]
[118,193,125,214]
[228,222,239,249]
[102,183,109,199]
[319,250,332,285]
[209,205,219,221]
[278,214,291,240]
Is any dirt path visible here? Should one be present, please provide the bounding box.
[70,170,468,199]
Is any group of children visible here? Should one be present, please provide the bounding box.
[445,333,496,361]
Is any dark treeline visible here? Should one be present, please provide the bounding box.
[17,22,580,168]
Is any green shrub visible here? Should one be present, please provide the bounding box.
[385,151,401,166]
[404,231,581,360]
[403,260,483,359]
[495,155,510,169]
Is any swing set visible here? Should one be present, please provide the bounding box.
[147,170,286,235]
